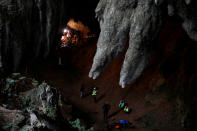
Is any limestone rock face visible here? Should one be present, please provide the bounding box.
[89,0,197,88]
[0,0,68,71]
[22,81,60,120]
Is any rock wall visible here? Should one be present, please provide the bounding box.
[0,0,68,72]
[89,0,197,88]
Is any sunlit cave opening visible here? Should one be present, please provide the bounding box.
[0,0,196,130]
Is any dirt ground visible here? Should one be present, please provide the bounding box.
[25,18,195,131]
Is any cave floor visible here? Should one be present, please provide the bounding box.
[25,41,174,131]
[23,19,193,130]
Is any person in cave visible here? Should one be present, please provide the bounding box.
[123,105,130,113]
[92,87,97,103]
[66,30,72,41]
[118,100,125,109]
[102,102,111,121]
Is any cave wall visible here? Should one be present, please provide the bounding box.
[0,0,70,72]
[0,0,99,73]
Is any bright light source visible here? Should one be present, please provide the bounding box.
[63,29,68,33]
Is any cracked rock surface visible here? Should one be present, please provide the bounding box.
[89,0,197,88]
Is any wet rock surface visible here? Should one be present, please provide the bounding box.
[89,0,197,88]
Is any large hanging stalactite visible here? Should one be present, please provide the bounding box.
[89,0,197,88]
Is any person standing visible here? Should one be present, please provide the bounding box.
[118,100,125,109]
[102,102,111,120]
[92,87,97,103]
[124,105,130,113]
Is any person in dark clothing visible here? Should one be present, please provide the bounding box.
[80,84,85,98]
[103,102,111,120]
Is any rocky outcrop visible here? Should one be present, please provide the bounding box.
[89,0,197,88]
[0,73,74,131]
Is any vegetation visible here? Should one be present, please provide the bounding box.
[68,119,94,131]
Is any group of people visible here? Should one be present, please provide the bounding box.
[80,84,131,115]
[119,99,130,113]
[79,84,132,130]
[60,27,80,47]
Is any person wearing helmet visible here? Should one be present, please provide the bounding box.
[92,87,97,103]
[118,100,125,109]
[124,105,129,113]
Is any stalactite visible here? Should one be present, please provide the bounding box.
[89,0,197,88]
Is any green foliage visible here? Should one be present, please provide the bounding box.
[2,125,10,130]
[22,96,31,105]
[22,96,35,111]
[68,119,94,131]
[32,79,38,86]
[38,81,47,88]
[46,107,57,120]
[19,76,26,80]
[18,125,33,131]
[2,78,16,97]
[87,127,94,131]
[12,73,20,76]
[1,73,28,97]
[1,119,20,131]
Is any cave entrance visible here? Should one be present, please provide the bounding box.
[57,18,97,66]
[60,19,96,48]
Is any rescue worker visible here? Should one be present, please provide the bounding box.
[102,102,110,120]
[61,35,66,43]
[124,105,129,113]
[92,87,97,103]
[118,100,125,109]
[67,30,72,41]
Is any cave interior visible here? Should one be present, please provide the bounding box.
[0,0,196,130]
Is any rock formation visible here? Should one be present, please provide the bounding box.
[0,0,68,71]
[89,0,197,88]
[0,73,74,130]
